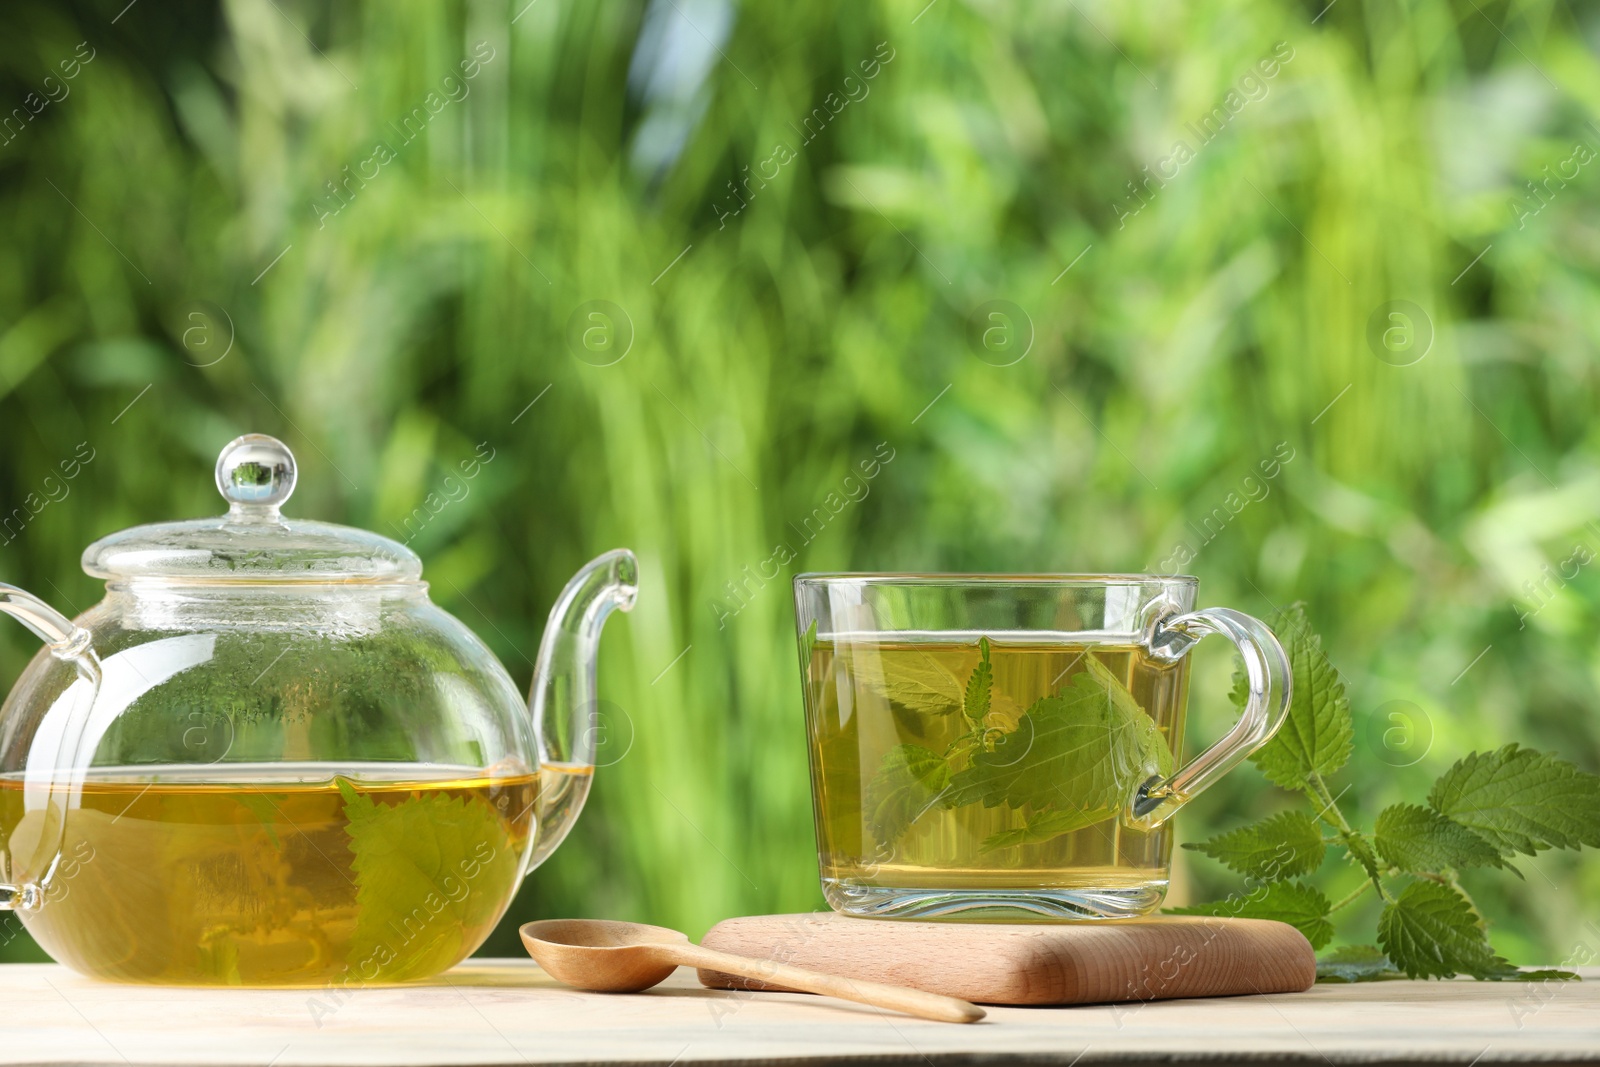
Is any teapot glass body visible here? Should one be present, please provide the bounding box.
[0,435,636,985]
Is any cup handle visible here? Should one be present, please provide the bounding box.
[0,582,102,911]
[1126,606,1291,830]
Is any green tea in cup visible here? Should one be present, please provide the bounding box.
[794,574,1290,920]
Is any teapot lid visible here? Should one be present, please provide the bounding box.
[82,434,423,583]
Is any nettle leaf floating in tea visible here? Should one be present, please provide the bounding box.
[945,656,1173,851]
[865,744,951,847]
[339,779,520,982]
[862,641,1170,851]
[962,638,994,727]
[979,806,1113,852]
[853,638,1023,739]
[236,793,284,851]
[858,648,966,718]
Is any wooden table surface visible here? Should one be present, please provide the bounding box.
[3,960,1597,1066]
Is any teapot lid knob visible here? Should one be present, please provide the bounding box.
[216,434,297,517]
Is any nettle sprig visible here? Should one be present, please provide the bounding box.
[1171,603,1600,981]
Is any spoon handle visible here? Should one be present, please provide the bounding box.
[667,943,986,1024]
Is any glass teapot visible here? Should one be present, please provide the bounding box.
[0,434,637,986]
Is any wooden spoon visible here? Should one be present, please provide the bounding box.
[520,919,985,1024]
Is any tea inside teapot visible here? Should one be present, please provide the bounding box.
[0,434,638,986]
[0,761,553,984]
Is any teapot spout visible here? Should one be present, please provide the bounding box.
[524,549,638,872]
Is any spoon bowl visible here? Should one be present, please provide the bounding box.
[522,919,689,992]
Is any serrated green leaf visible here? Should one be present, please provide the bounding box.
[1491,968,1581,982]
[1228,664,1251,710]
[979,806,1105,852]
[943,656,1173,836]
[1184,810,1325,880]
[889,700,932,739]
[1374,802,1507,873]
[1249,603,1353,790]
[1315,945,1399,983]
[1168,880,1335,949]
[963,637,993,726]
[340,778,521,982]
[857,648,965,717]
[1340,829,1385,883]
[237,793,282,851]
[1377,881,1507,979]
[865,743,950,847]
[1428,744,1600,857]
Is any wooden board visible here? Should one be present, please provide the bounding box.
[3,960,1599,1066]
[698,912,1315,1005]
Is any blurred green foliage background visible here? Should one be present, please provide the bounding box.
[2,0,1598,966]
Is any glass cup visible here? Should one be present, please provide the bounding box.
[793,573,1291,920]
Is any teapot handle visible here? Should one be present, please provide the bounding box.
[0,583,102,911]
[524,550,638,874]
